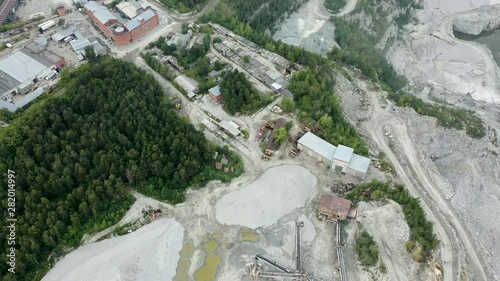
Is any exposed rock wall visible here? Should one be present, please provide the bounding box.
[452,5,500,35]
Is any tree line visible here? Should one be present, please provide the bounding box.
[0,57,242,280]
[159,0,207,13]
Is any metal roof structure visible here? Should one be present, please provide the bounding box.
[0,70,20,93]
[85,1,117,25]
[209,85,221,97]
[347,154,371,173]
[34,36,48,46]
[334,145,354,163]
[0,0,18,25]
[92,41,106,55]
[0,100,17,112]
[265,69,281,81]
[271,82,282,90]
[0,50,50,83]
[70,38,92,53]
[116,1,139,18]
[174,75,199,95]
[138,8,155,21]
[16,87,45,108]
[51,25,77,41]
[298,132,336,163]
[124,18,140,31]
[219,120,240,136]
[124,9,155,31]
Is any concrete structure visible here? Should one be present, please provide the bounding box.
[0,48,64,105]
[318,193,352,221]
[266,118,287,155]
[208,85,223,103]
[0,0,19,25]
[85,1,159,46]
[174,75,199,97]
[297,132,371,178]
[218,120,240,137]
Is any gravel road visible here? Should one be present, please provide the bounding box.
[354,78,489,281]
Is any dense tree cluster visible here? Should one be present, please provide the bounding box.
[329,18,407,92]
[143,35,219,93]
[0,58,242,280]
[345,180,440,261]
[390,93,486,138]
[355,230,379,266]
[159,0,207,13]
[220,70,266,115]
[324,0,347,13]
[288,69,369,155]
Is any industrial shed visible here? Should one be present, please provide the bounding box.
[297,131,336,166]
[297,132,371,178]
[318,193,352,221]
[218,120,240,137]
[0,49,62,104]
[174,75,199,97]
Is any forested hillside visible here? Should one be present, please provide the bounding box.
[0,58,242,280]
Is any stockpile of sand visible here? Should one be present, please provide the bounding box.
[43,218,184,281]
[215,165,317,229]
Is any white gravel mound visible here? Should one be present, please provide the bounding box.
[215,165,317,229]
[43,218,184,281]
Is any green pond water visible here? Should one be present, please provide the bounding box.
[454,28,500,67]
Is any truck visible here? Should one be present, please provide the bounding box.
[38,20,56,32]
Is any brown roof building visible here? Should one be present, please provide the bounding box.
[265,118,287,155]
[318,193,352,221]
[56,5,67,16]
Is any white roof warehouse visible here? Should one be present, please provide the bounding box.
[297,132,371,178]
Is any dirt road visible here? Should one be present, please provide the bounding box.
[357,78,488,281]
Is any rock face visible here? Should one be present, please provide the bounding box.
[452,5,500,35]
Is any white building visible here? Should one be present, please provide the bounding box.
[297,132,371,178]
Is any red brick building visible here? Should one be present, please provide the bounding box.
[84,1,159,46]
[208,85,223,103]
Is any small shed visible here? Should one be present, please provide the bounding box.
[318,193,352,221]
